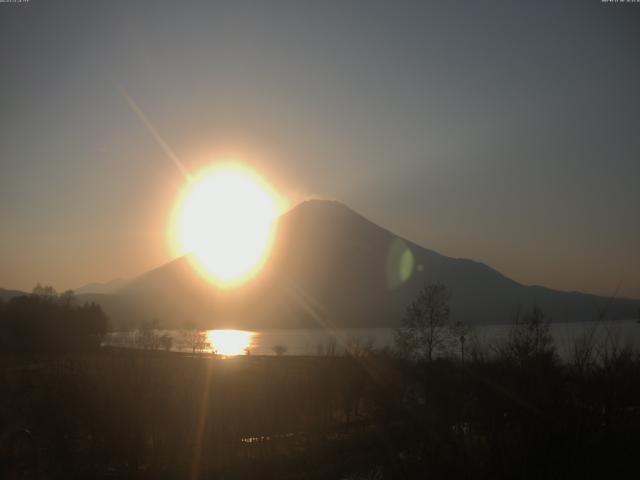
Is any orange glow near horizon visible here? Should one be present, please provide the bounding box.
[170,163,284,288]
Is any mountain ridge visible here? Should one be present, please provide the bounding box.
[103,199,639,329]
[75,278,129,295]
[2,200,639,328]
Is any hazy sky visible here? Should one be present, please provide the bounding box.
[1,0,639,298]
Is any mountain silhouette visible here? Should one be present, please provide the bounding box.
[79,199,638,329]
[75,278,129,295]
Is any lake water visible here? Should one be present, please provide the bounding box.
[105,320,640,360]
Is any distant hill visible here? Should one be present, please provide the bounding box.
[75,278,129,295]
[0,287,139,329]
[85,199,639,329]
[0,288,27,302]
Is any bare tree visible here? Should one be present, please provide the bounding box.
[395,282,451,362]
[572,290,625,375]
[58,289,76,308]
[32,283,57,298]
[498,306,556,366]
[179,327,211,354]
[272,344,288,356]
[159,333,173,351]
[344,336,375,358]
[317,335,338,357]
[136,319,160,350]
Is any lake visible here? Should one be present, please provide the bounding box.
[105,319,640,359]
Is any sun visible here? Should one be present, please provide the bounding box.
[172,164,281,287]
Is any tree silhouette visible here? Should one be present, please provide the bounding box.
[499,305,556,366]
[0,285,107,351]
[179,327,210,354]
[272,344,288,356]
[136,319,160,350]
[159,333,173,351]
[395,282,451,362]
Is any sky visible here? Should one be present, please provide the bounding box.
[1,0,639,298]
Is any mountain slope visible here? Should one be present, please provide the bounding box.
[99,199,639,329]
[75,278,129,295]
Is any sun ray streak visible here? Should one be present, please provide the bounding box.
[190,359,213,480]
[115,82,192,181]
[280,277,331,331]
[277,274,403,393]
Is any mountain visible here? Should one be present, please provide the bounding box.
[93,199,639,329]
[75,278,129,295]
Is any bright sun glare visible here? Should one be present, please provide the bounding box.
[173,164,281,287]
[207,329,254,356]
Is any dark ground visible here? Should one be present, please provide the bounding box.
[2,342,640,480]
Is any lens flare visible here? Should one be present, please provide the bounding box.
[385,238,415,289]
[171,164,282,287]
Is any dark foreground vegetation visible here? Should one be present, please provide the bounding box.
[1,285,640,479]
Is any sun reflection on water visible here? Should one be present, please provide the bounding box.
[207,330,255,356]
